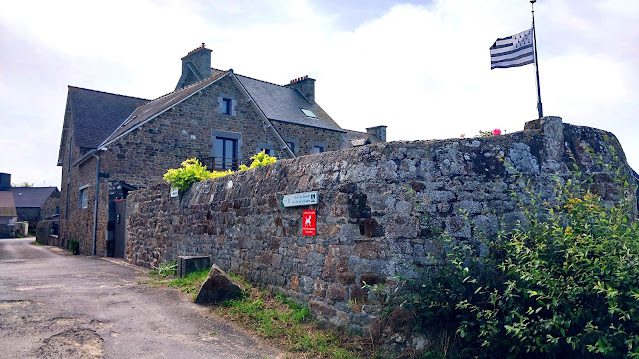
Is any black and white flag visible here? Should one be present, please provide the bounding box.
[490,28,534,69]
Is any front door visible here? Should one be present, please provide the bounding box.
[114,199,126,258]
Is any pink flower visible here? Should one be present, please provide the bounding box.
[492,128,502,136]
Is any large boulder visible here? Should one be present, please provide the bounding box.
[194,265,243,304]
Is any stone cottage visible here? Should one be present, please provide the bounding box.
[10,186,60,230]
[58,44,384,257]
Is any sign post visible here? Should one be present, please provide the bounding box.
[282,191,319,207]
[302,209,316,236]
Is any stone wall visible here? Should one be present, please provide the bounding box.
[36,220,58,245]
[125,117,636,332]
[0,223,15,238]
[272,120,344,155]
[41,190,60,220]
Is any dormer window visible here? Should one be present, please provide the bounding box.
[301,108,316,118]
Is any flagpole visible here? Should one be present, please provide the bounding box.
[531,0,544,118]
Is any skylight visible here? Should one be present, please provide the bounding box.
[301,108,317,118]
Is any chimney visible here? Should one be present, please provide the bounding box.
[175,43,212,90]
[286,75,315,104]
[0,173,11,191]
[366,126,387,142]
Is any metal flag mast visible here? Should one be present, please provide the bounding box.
[531,0,544,118]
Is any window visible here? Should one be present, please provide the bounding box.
[285,141,295,154]
[214,137,238,170]
[311,145,324,154]
[79,187,89,209]
[222,98,232,115]
[260,148,274,156]
[301,108,317,118]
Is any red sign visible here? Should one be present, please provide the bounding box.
[302,209,316,236]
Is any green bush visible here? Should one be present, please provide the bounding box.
[163,158,217,191]
[67,239,80,255]
[391,176,639,358]
[239,150,277,171]
[163,152,277,192]
[155,259,177,277]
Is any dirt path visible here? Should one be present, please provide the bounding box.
[0,238,282,359]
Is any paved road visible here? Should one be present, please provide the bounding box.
[0,238,282,359]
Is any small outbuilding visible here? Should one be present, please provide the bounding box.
[0,173,17,238]
[10,186,60,230]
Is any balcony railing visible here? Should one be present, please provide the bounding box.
[199,156,243,171]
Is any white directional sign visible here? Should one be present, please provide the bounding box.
[282,191,319,207]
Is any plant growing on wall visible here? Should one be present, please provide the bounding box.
[163,152,277,191]
[388,173,639,358]
[163,158,217,192]
[238,150,277,171]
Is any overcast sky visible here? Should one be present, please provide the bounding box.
[1,0,637,187]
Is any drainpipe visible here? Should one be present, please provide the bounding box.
[91,152,100,256]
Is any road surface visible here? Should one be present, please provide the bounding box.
[0,238,281,358]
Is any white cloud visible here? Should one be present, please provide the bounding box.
[0,0,637,186]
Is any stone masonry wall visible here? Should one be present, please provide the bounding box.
[41,190,60,220]
[271,120,343,155]
[126,117,637,332]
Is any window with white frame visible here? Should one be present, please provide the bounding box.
[79,186,89,209]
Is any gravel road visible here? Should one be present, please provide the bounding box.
[0,238,282,359]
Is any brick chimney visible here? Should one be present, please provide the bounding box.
[366,126,387,142]
[175,43,212,90]
[0,173,10,191]
[286,75,315,104]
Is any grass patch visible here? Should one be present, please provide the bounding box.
[167,268,209,299]
[214,275,368,359]
[141,265,370,358]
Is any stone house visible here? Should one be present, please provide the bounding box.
[10,186,60,230]
[0,173,17,238]
[58,44,384,257]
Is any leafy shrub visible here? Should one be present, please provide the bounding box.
[391,175,639,358]
[163,152,277,192]
[156,259,177,277]
[239,150,277,171]
[163,158,216,191]
[67,239,80,255]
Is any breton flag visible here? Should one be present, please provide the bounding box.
[490,28,535,69]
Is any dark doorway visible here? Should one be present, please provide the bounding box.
[113,199,126,258]
[107,181,136,258]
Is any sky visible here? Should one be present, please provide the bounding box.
[1,0,637,187]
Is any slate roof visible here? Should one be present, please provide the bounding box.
[235,74,344,132]
[10,187,58,208]
[67,87,149,150]
[100,70,230,147]
[0,192,17,217]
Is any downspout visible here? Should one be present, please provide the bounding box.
[91,152,100,256]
